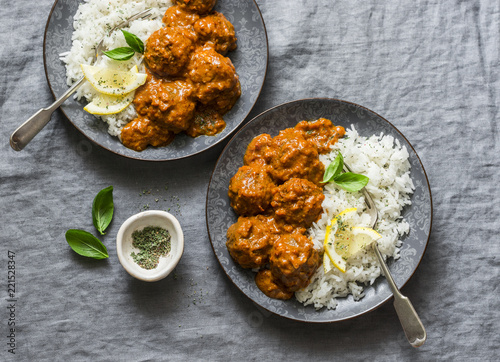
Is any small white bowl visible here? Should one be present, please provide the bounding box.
[116,210,184,282]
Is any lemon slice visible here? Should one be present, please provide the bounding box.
[350,227,381,254]
[83,92,135,115]
[81,64,147,96]
[323,208,381,273]
[323,252,334,274]
[324,208,357,273]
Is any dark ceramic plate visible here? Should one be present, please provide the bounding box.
[206,98,432,322]
[43,0,268,161]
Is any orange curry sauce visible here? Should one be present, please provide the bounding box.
[121,0,240,151]
[226,118,345,300]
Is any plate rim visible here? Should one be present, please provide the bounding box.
[42,0,269,162]
[205,97,433,323]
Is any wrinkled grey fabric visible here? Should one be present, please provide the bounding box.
[1,0,499,360]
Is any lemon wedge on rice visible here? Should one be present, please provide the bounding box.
[83,92,136,115]
[81,64,147,96]
[323,208,381,273]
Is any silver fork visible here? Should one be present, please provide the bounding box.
[344,163,427,348]
[9,8,153,151]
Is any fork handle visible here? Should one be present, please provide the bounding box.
[10,77,85,151]
[373,243,427,347]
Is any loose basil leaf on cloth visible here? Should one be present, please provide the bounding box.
[334,172,369,192]
[122,30,144,54]
[323,152,369,192]
[65,229,109,259]
[92,186,114,235]
[103,47,136,61]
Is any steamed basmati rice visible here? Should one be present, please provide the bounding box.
[60,0,172,136]
[295,125,414,310]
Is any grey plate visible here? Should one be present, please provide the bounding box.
[206,98,433,323]
[43,0,268,161]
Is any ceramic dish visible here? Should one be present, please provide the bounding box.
[206,98,432,322]
[43,0,268,161]
[116,210,184,282]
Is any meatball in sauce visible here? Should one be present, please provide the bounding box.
[144,26,197,78]
[270,128,325,186]
[269,233,320,292]
[226,215,281,269]
[174,0,216,14]
[120,0,239,152]
[133,76,196,134]
[226,118,346,300]
[271,178,325,229]
[187,45,240,110]
[194,12,237,55]
[162,5,200,28]
[243,134,275,167]
[228,165,275,216]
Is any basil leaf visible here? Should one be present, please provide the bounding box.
[65,229,109,259]
[322,153,344,183]
[92,186,114,235]
[333,172,370,192]
[103,47,135,61]
[121,30,145,54]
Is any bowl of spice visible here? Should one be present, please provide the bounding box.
[116,210,184,282]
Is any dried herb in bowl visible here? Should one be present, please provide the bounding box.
[130,226,171,269]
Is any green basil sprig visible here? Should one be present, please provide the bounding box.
[103,30,145,61]
[92,186,114,235]
[65,229,109,260]
[322,152,369,192]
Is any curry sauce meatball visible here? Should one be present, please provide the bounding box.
[226,215,281,269]
[120,118,175,152]
[243,134,276,167]
[255,269,294,300]
[270,128,325,185]
[228,165,275,216]
[163,5,200,28]
[194,12,237,55]
[187,46,241,111]
[295,118,346,154]
[133,77,196,133]
[271,178,325,228]
[144,26,197,77]
[174,0,216,14]
[269,233,320,292]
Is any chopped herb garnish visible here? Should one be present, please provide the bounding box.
[130,226,172,270]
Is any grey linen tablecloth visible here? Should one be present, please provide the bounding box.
[1,0,499,360]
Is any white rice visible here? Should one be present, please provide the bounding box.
[61,0,172,136]
[295,125,415,310]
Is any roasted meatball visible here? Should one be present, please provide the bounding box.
[162,5,200,28]
[194,12,237,54]
[270,128,325,185]
[228,165,275,216]
[174,0,216,14]
[294,118,345,154]
[133,77,196,133]
[271,178,325,228]
[144,26,197,77]
[226,215,281,269]
[255,269,293,300]
[269,233,320,292]
[243,134,276,167]
[187,45,241,112]
[120,118,175,152]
